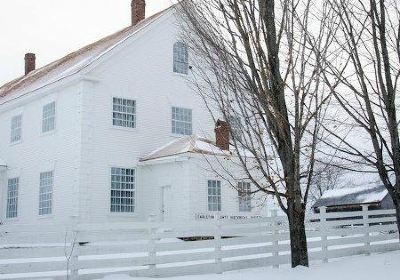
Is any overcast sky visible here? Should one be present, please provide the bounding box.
[0,0,173,86]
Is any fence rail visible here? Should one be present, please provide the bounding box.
[0,206,399,280]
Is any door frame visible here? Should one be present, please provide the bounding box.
[159,185,171,222]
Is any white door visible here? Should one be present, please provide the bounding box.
[159,185,171,222]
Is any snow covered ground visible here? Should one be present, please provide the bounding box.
[97,251,400,280]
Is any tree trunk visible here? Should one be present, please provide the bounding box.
[287,202,309,267]
[395,205,400,242]
[392,193,400,242]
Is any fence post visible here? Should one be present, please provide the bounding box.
[147,215,157,277]
[70,217,80,280]
[320,206,328,263]
[271,209,279,268]
[362,205,370,255]
[214,214,223,274]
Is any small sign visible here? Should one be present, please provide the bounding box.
[195,213,262,220]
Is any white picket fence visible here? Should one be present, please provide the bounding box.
[0,206,399,280]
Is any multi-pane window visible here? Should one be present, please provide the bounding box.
[238,182,252,212]
[6,178,19,219]
[39,171,53,215]
[173,41,189,74]
[208,180,221,211]
[228,116,242,141]
[42,102,56,133]
[10,115,22,143]
[172,107,192,135]
[110,167,135,213]
[112,98,136,128]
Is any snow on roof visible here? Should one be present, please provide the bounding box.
[0,7,173,102]
[313,184,388,208]
[140,135,228,162]
[0,158,6,167]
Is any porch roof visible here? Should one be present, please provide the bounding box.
[140,135,228,162]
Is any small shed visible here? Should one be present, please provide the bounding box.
[312,185,394,213]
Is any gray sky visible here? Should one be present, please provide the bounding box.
[0,0,173,86]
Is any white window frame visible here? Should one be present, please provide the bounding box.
[238,182,252,212]
[42,102,56,133]
[112,97,136,128]
[173,41,189,75]
[39,171,53,215]
[10,114,22,143]
[110,167,136,213]
[208,180,221,212]
[172,107,192,135]
[6,178,19,219]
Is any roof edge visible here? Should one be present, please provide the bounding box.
[0,5,176,102]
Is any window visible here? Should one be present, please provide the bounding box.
[173,41,189,74]
[110,167,135,213]
[10,115,22,143]
[42,102,56,133]
[208,180,221,211]
[112,98,136,128]
[39,171,53,215]
[238,182,252,212]
[6,178,19,219]
[228,116,242,141]
[172,107,192,135]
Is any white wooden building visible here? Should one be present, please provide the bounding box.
[0,1,269,227]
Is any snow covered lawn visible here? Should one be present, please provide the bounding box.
[98,251,400,280]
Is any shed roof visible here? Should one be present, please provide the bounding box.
[313,185,388,208]
[140,135,228,162]
[0,6,172,102]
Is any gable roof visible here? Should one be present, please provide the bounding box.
[313,185,388,208]
[0,6,173,102]
[140,135,228,162]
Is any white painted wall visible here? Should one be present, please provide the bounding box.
[0,82,82,225]
[188,155,270,220]
[138,154,271,223]
[76,12,214,224]
[0,11,234,226]
[139,157,192,223]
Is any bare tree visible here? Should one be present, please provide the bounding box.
[309,161,345,203]
[177,0,334,267]
[320,0,400,237]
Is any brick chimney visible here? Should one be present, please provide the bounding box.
[131,0,146,26]
[25,53,36,75]
[215,120,230,151]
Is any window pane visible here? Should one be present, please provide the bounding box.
[172,107,192,135]
[112,98,136,128]
[10,115,22,143]
[39,171,53,215]
[6,178,19,218]
[173,41,189,74]
[110,168,135,213]
[208,180,221,212]
[238,182,251,212]
[42,102,56,133]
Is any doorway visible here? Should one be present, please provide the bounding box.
[159,185,171,222]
